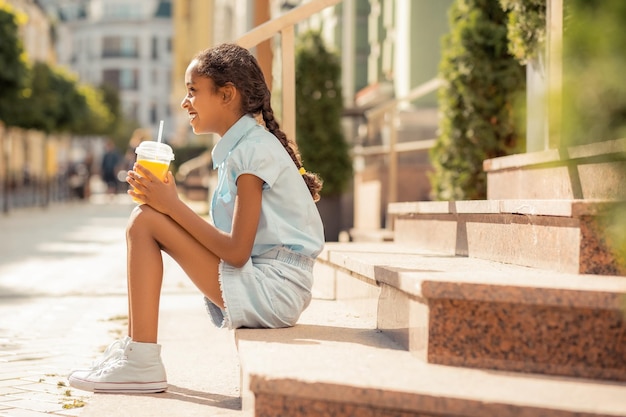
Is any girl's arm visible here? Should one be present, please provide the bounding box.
[128,165,263,267]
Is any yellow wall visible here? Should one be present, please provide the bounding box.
[171,0,215,144]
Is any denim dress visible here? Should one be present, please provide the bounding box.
[204,115,324,329]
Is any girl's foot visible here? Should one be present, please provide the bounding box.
[68,341,167,393]
[69,336,132,377]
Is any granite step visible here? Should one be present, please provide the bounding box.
[236,296,626,417]
[316,242,626,382]
[483,137,626,200]
[388,199,625,275]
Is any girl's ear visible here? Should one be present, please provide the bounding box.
[220,83,237,104]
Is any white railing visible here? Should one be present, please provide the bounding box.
[236,0,342,142]
[356,77,443,204]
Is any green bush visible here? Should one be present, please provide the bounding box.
[9,62,114,135]
[499,0,546,64]
[430,0,526,200]
[0,4,115,136]
[561,0,626,270]
[295,30,352,197]
[562,0,626,145]
[0,3,28,124]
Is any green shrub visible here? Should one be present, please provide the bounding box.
[499,0,546,64]
[430,0,526,200]
[560,0,626,271]
[0,3,28,124]
[295,30,352,197]
[562,0,626,145]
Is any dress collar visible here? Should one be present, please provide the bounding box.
[211,114,258,168]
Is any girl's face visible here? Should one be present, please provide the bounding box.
[181,60,225,135]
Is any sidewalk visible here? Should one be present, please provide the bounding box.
[0,194,241,417]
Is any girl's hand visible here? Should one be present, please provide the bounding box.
[126,163,180,214]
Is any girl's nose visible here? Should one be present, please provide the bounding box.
[180,96,189,109]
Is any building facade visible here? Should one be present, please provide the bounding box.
[170,0,256,145]
[43,0,174,142]
[6,0,55,64]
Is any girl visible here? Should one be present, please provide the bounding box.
[69,43,325,393]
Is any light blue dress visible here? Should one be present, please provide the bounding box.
[204,114,325,329]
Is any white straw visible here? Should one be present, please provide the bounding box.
[157,120,164,143]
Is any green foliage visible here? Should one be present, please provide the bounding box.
[7,61,114,135]
[561,0,626,272]
[0,2,29,123]
[430,0,526,200]
[99,84,139,151]
[499,0,546,64]
[562,0,626,145]
[295,30,352,197]
[0,3,114,136]
[75,83,114,135]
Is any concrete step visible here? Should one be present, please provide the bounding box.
[236,296,626,417]
[316,242,626,382]
[388,199,626,275]
[483,138,626,200]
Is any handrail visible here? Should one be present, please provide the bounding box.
[354,139,437,156]
[358,77,443,208]
[236,0,343,143]
[365,77,443,120]
[237,0,342,49]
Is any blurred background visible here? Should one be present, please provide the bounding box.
[0,0,624,251]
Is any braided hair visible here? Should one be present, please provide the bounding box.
[192,44,323,202]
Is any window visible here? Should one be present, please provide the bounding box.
[102,36,139,58]
[103,3,142,19]
[151,37,158,60]
[102,69,139,90]
[150,103,158,124]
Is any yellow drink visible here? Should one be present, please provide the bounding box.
[137,159,170,180]
[132,159,170,203]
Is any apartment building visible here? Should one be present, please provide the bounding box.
[42,0,174,141]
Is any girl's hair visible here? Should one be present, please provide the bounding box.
[192,43,323,202]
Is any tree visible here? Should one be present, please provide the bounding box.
[99,83,140,150]
[11,62,113,135]
[0,2,29,125]
[295,30,352,197]
[430,0,526,200]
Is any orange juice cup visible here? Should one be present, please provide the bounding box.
[133,141,175,203]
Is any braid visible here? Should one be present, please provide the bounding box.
[261,99,323,202]
[194,43,323,201]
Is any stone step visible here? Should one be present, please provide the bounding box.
[236,296,626,417]
[315,242,626,382]
[388,199,625,275]
[483,138,626,200]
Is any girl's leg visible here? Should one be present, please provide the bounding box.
[126,205,224,343]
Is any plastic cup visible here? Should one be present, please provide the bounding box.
[132,141,175,203]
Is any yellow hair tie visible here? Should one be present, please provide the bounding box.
[299,167,306,175]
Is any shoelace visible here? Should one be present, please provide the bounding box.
[94,349,127,376]
[90,337,130,370]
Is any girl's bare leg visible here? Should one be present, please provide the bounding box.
[125,205,224,343]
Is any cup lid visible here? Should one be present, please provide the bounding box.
[135,141,175,161]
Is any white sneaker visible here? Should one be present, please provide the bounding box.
[69,341,167,393]
[69,336,132,377]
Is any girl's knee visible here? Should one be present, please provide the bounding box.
[126,205,162,237]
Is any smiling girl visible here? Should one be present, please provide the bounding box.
[69,43,324,393]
